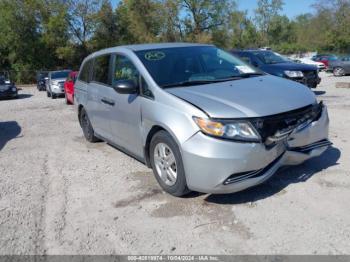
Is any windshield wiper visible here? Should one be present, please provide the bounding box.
[237,72,265,78]
[161,73,265,88]
[162,79,223,88]
[217,73,265,81]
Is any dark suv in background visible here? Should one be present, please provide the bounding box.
[0,72,18,99]
[36,71,48,91]
[231,50,321,88]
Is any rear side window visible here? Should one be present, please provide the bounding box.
[236,54,252,64]
[92,55,111,85]
[79,60,92,82]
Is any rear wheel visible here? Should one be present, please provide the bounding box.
[150,131,190,197]
[79,107,99,143]
[47,91,51,97]
[333,67,345,77]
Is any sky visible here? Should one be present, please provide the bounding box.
[238,0,315,19]
[110,0,315,19]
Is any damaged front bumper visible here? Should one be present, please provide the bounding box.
[181,104,330,194]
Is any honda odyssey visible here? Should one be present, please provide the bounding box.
[74,43,331,196]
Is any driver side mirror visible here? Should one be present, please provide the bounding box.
[252,61,259,67]
[113,79,138,94]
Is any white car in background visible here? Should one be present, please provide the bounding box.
[297,58,326,70]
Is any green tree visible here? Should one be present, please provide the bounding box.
[254,0,284,45]
[268,15,295,45]
[180,0,235,44]
[229,10,259,49]
[0,0,44,82]
[91,0,119,49]
[66,0,101,57]
[116,0,164,43]
[159,0,183,42]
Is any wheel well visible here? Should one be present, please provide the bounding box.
[144,126,166,168]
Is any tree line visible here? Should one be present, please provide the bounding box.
[0,0,349,83]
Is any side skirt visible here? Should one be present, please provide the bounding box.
[94,133,147,166]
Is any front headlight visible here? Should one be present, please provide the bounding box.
[193,117,261,142]
[11,87,17,92]
[284,70,304,78]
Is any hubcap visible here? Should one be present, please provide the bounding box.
[335,67,344,76]
[154,143,177,186]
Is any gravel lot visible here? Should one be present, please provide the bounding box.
[0,72,350,255]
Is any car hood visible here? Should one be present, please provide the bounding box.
[300,59,323,66]
[263,62,317,71]
[51,78,67,83]
[166,75,316,118]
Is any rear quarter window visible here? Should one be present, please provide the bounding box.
[79,60,92,83]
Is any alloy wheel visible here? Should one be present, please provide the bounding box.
[153,143,177,186]
[334,67,345,76]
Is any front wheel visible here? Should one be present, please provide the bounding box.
[150,131,190,197]
[79,107,99,143]
[333,67,345,77]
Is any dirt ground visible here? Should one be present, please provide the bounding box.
[0,72,349,255]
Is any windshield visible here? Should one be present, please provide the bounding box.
[37,72,48,80]
[254,51,291,64]
[51,71,70,79]
[0,72,10,80]
[328,56,338,61]
[0,76,6,85]
[135,46,261,88]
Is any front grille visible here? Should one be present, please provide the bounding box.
[250,102,323,145]
[303,70,317,78]
[299,70,319,87]
[0,85,10,91]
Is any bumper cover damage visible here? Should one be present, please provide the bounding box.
[182,103,330,194]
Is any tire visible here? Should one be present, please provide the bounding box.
[79,107,99,143]
[333,67,345,77]
[51,92,56,99]
[47,91,51,97]
[150,130,190,197]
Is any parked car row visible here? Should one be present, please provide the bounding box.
[311,54,338,69]
[294,58,326,71]
[231,49,321,88]
[327,56,350,77]
[310,54,350,77]
[37,70,78,104]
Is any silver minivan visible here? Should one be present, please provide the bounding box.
[74,43,331,196]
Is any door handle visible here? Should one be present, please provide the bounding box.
[101,98,115,106]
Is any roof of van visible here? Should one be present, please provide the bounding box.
[97,42,213,53]
[124,42,212,51]
[82,43,214,63]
